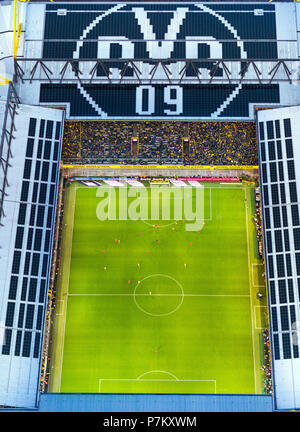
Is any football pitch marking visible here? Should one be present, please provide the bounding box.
[56,300,64,316]
[98,370,216,393]
[133,274,184,317]
[220,183,242,185]
[104,185,213,227]
[58,183,256,393]
[254,306,267,330]
[68,293,250,297]
[137,370,179,380]
[78,183,253,226]
[251,263,265,288]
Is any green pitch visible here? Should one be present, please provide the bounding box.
[50,181,267,395]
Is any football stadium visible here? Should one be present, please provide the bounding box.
[0,0,300,413]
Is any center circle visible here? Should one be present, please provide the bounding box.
[133,274,184,317]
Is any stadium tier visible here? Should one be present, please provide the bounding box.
[62,121,258,165]
[0,0,300,414]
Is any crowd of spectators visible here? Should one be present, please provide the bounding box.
[62,120,258,166]
[254,186,263,257]
[262,329,272,395]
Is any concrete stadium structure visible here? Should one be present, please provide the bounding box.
[0,0,300,411]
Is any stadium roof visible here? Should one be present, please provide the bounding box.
[257,104,300,410]
[0,102,63,408]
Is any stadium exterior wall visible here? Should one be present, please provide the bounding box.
[4,393,273,413]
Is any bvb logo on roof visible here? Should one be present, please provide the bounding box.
[71,3,248,118]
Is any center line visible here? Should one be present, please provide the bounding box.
[68,293,250,297]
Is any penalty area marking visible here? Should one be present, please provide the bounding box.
[98,370,216,393]
[137,370,179,380]
[104,185,212,227]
